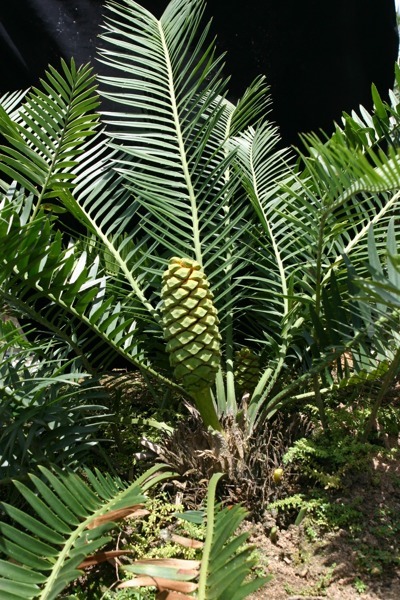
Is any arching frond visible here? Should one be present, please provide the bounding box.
[0,465,171,600]
[0,59,100,216]
[96,0,264,309]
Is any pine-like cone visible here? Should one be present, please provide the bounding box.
[161,257,221,392]
[234,347,260,395]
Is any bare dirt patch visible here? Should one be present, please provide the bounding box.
[246,454,400,599]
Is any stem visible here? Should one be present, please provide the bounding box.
[312,373,330,433]
[314,212,327,317]
[158,19,203,265]
[222,114,236,413]
[191,387,223,432]
[214,368,227,414]
[362,345,400,441]
[197,473,223,600]
[247,335,290,430]
[311,209,330,432]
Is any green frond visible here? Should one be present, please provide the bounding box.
[197,473,269,599]
[0,59,100,217]
[0,195,186,391]
[0,89,28,118]
[227,75,271,136]
[230,122,294,319]
[338,64,400,153]
[0,464,172,600]
[356,218,400,314]
[97,0,249,298]
[0,349,108,481]
[227,85,400,427]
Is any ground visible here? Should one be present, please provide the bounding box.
[98,373,400,599]
[246,454,400,599]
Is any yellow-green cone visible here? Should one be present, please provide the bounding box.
[234,347,260,395]
[161,257,221,393]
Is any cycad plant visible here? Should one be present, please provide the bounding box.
[1,0,400,449]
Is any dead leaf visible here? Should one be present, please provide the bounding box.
[87,505,149,529]
[169,533,204,549]
[132,558,200,570]
[118,576,198,593]
[78,550,133,569]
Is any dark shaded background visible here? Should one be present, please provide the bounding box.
[0,0,398,145]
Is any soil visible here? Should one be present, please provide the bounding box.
[245,454,400,600]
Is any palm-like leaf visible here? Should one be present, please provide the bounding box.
[0,59,99,217]
[0,468,268,600]
[0,0,293,427]
[0,464,171,600]
[229,78,400,426]
[0,343,108,482]
[348,219,400,436]
[197,473,268,599]
[48,0,278,412]
[290,129,400,345]
[358,218,400,311]
[0,194,186,389]
[96,0,268,319]
[339,64,400,153]
[0,88,28,121]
